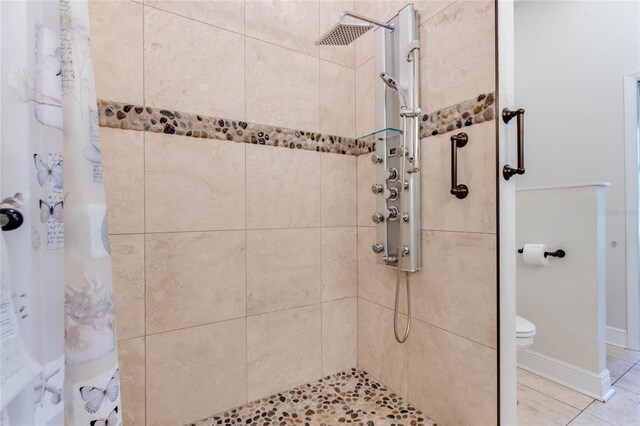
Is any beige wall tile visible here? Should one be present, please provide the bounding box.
[147,319,247,425]
[321,153,357,226]
[412,230,497,349]
[420,0,495,112]
[111,234,145,340]
[144,7,245,119]
[145,0,245,34]
[320,61,356,138]
[516,383,581,426]
[355,29,375,69]
[322,297,357,375]
[246,0,319,57]
[246,144,320,229]
[412,0,456,23]
[88,1,143,104]
[247,228,321,315]
[245,39,320,132]
[408,319,498,425]
[146,230,246,334]
[357,227,406,312]
[320,0,356,67]
[322,227,357,302]
[353,1,402,68]
[355,58,375,137]
[247,305,322,401]
[357,154,377,227]
[357,298,408,398]
[101,127,144,234]
[118,337,145,426]
[421,121,497,234]
[145,133,245,232]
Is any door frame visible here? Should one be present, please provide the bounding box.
[496,0,517,424]
[624,70,640,351]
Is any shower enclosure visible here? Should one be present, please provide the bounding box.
[53,1,502,424]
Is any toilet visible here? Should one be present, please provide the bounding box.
[516,315,536,352]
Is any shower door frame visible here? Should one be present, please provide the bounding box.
[624,70,640,351]
[496,1,517,424]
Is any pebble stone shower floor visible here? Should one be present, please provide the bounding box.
[188,368,436,426]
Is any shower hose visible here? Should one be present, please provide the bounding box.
[393,115,411,344]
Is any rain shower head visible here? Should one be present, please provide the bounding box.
[316,21,372,46]
[315,11,394,46]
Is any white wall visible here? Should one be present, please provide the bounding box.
[514,1,640,333]
[516,185,612,400]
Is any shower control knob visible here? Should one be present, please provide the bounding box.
[384,188,398,200]
[371,154,383,164]
[385,168,398,181]
[384,207,398,221]
[372,243,384,254]
[372,213,384,224]
[371,184,384,194]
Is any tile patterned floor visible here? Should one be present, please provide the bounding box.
[518,345,640,425]
[189,368,435,426]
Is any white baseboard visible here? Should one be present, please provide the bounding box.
[607,326,628,348]
[518,349,615,402]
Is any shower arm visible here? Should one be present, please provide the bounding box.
[340,11,395,31]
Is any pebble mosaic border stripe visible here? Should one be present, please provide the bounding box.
[97,91,494,156]
[420,92,495,138]
[97,100,368,155]
[189,368,436,426]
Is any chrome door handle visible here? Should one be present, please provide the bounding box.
[502,108,526,180]
[450,132,469,199]
[1,208,24,231]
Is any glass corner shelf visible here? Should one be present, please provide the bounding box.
[356,127,403,144]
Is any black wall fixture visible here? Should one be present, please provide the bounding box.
[502,108,526,180]
[1,208,23,231]
[450,132,469,199]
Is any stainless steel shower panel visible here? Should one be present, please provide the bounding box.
[373,4,421,272]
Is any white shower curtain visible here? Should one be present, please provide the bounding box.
[0,0,121,424]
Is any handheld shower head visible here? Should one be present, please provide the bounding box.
[379,72,399,91]
[379,72,408,109]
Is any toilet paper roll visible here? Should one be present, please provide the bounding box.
[521,243,549,266]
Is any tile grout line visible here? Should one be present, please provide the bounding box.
[107,225,493,237]
[141,2,148,424]
[318,0,324,371]
[142,297,357,340]
[109,225,360,237]
[243,1,249,406]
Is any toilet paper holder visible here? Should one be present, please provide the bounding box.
[517,248,566,258]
